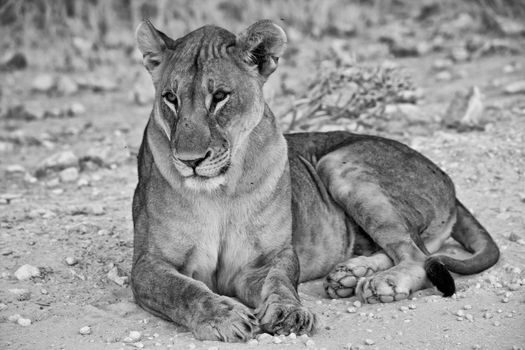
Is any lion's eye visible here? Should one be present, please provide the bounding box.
[162,91,179,110]
[212,91,229,103]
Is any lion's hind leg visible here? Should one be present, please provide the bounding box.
[317,143,456,303]
[324,252,393,298]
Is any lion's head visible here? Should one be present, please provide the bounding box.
[136,20,287,190]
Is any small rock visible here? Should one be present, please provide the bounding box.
[456,310,465,317]
[504,81,525,94]
[449,47,470,62]
[508,283,520,291]
[65,257,79,266]
[0,303,7,311]
[347,307,357,313]
[273,336,282,344]
[364,339,375,345]
[435,71,453,81]
[107,266,128,286]
[6,164,26,174]
[443,86,484,130]
[305,339,315,347]
[69,102,86,116]
[493,321,501,327]
[353,300,362,308]
[128,331,142,342]
[14,264,41,280]
[432,58,454,71]
[508,233,521,242]
[463,304,472,310]
[399,306,409,312]
[501,297,509,303]
[187,343,196,349]
[17,317,32,326]
[288,332,297,339]
[247,339,258,345]
[8,314,21,323]
[9,288,31,301]
[465,314,474,322]
[56,76,78,96]
[0,52,27,71]
[37,151,79,176]
[257,333,273,344]
[59,167,80,182]
[0,141,15,153]
[1,105,40,121]
[132,342,144,349]
[408,304,416,310]
[385,103,424,123]
[92,77,118,92]
[32,74,56,92]
[79,326,91,335]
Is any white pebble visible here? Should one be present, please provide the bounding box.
[273,336,282,344]
[364,338,375,345]
[347,307,357,313]
[132,342,144,349]
[456,310,465,317]
[353,300,362,308]
[247,339,258,345]
[8,314,21,323]
[305,339,315,347]
[408,304,416,310]
[129,331,142,342]
[79,326,91,335]
[17,318,31,326]
[257,333,273,344]
[399,306,409,312]
[14,264,41,280]
[465,314,474,322]
[65,257,79,266]
[288,333,297,339]
[463,304,472,310]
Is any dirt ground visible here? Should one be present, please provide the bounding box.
[1,6,525,350]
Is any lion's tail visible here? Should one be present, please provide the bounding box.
[424,199,500,297]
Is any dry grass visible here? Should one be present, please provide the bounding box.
[1,0,522,52]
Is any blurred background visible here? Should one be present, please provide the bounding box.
[1,1,525,349]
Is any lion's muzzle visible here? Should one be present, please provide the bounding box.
[173,147,231,180]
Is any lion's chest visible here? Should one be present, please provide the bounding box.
[178,199,271,295]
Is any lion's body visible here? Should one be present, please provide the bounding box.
[131,20,500,342]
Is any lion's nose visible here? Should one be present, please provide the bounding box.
[177,150,211,169]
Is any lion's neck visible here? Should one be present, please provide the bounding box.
[224,104,289,196]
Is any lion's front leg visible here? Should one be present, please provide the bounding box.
[131,254,259,342]
[235,247,317,336]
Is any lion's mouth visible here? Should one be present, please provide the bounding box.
[171,148,231,189]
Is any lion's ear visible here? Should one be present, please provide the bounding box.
[136,20,173,80]
[237,20,287,79]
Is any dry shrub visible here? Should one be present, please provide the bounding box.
[280,62,417,132]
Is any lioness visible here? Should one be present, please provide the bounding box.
[131,19,500,342]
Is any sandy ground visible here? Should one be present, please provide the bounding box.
[1,18,525,350]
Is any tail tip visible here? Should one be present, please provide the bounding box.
[425,257,455,297]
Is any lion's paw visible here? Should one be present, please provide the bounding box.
[193,296,259,342]
[256,297,316,336]
[355,265,424,304]
[324,255,389,299]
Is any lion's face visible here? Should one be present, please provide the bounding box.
[136,21,286,190]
